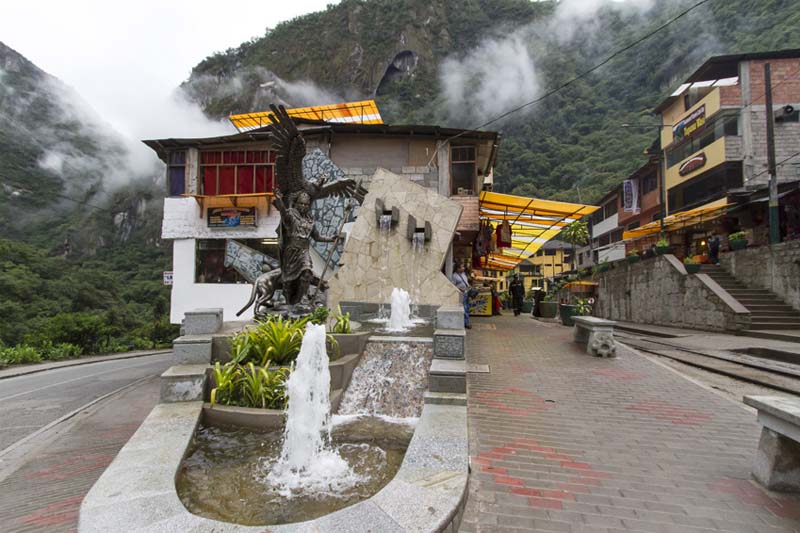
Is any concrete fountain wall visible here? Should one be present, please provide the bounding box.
[327,168,463,310]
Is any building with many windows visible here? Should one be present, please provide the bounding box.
[655,49,800,216]
[145,117,498,323]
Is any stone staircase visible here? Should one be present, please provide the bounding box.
[704,264,800,331]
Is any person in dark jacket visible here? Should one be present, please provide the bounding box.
[509,274,525,316]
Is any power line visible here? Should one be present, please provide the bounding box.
[457,0,715,138]
[743,149,800,185]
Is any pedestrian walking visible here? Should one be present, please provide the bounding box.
[451,264,472,329]
[509,274,525,317]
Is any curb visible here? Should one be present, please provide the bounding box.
[0,350,172,380]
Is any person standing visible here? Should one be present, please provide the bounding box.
[451,264,472,329]
[509,274,525,317]
[708,232,720,264]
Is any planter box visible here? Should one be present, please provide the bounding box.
[539,301,558,318]
[655,246,674,255]
[627,255,640,264]
[560,304,576,327]
[684,263,701,274]
[729,239,748,251]
[521,300,533,314]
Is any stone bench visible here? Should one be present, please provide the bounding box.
[573,316,617,358]
[743,395,800,491]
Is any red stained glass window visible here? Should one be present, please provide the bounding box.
[200,149,275,195]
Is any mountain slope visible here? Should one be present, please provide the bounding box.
[182,0,800,203]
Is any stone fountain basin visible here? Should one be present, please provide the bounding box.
[78,400,468,532]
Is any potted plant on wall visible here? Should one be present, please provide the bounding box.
[683,256,701,274]
[594,259,610,273]
[728,231,748,251]
[539,292,558,318]
[627,249,640,264]
[655,237,673,255]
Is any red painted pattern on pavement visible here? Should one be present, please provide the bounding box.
[473,436,613,510]
[28,453,115,480]
[16,495,83,528]
[474,388,554,417]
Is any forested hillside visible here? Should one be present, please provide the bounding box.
[184,0,800,202]
[0,42,176,358]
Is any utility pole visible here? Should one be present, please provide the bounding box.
[659,147,667,237]
[764,63,781,244]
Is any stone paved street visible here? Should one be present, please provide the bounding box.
[0,378,163,532]
[460,315,800,532]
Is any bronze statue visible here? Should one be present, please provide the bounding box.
[266,104,354,313]
[236,267,281,319]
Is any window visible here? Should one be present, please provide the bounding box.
[195,238,279,283]
[603,200,617,219]
[667,163,743,214]
[642,173,658,194]
[627,221,640,230]
[200,149,276,196]
[168,151,186,196]
[666,112,739,167]
[451,146,476,195]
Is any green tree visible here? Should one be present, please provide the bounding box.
[560,220,589,272]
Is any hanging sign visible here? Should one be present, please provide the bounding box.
[679,152,707,176]
[622,179,640,213]
[207,207,257,228]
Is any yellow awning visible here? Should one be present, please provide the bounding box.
[623,202,735,240]
[229,100,383,132]
[563,281,599,289]
[479,191,599,258]
[483,253,523,272]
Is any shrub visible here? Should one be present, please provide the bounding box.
[331,309,352,334]
[574,297,593,316]
[210,361,289,409]
[627,249,639,257]
[684,257,700,265]
[728,231,746,241]
[0,344,42,366]
[39,341,83,361]
[309,306,330,325]
[656,237,670,247]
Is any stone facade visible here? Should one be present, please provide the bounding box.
[595,254,750,332]
[327,168,462,308]
[720,240,800,312]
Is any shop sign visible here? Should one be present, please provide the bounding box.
[679,152,707,176]
[207,207,257,228]
[673,105,706,140]
[163,271,173,285]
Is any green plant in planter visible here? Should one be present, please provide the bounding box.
[574,297,593,316]
[728,231,748,250]
[593,259,610,273]
[683,256,701,273]
[654,237,673,254]
[210,361,240,407]
[257,317,304,366]
[239,361,289,409]
[627,249,641,264]
[309,306,330,325]
[332,310,352,334]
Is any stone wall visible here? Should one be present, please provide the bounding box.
[327,168,462,309]
[595,255,750,332]
[719,240,800,311]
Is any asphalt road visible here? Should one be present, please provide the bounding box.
[0,352,179,454]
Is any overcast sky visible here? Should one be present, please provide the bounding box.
[0,1,339,139]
